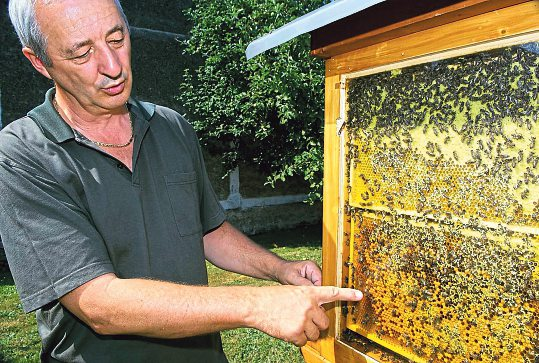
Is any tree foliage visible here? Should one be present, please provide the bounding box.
[178,0,327,200]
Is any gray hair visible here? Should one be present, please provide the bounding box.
[8,0,130,67]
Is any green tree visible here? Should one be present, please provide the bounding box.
[179,0,327,200]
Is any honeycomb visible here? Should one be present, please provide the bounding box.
[342,42,539,363]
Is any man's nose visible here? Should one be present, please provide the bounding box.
[97,45,122,79]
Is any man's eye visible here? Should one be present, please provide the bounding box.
[75,49,92,59]
[110,38,124,44]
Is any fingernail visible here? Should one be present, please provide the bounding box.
[356,290,363,299]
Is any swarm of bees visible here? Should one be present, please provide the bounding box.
[341,43,539,363]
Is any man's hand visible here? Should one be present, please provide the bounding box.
[275,260,322,286]
[247,285,362,346]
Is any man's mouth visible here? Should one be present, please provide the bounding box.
[102,81,125,96]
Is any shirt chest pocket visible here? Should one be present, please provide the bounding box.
[165,171,202,236]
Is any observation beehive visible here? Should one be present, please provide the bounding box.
[341,43,539,363]
[294,1,539,362]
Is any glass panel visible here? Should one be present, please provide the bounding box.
[343,42,539,363]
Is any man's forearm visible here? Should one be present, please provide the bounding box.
[65,273,257,338]
[203,222,287,281]
[60,272,363,346]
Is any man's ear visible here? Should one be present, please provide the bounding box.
[22,46,52,80]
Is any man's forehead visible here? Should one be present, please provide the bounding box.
[36,0,122,30]
[37,0,117,11]
[36,0,124,45]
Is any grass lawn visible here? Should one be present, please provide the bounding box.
[0,224,322,363]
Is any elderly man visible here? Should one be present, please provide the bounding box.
[1,0,362,362]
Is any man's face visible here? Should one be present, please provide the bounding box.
[35,0,132,112]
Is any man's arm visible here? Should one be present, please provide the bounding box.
[203,221,322,286]
[59,273,362,346]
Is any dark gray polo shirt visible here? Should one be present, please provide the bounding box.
[0,89,228,362]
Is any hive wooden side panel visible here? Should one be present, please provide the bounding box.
[320,71,341,329]
[326,1,539,76]
[302,71,342,363]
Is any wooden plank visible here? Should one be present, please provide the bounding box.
[321,73,341,304]
[301,344,333,363]
[303,340,322,356]
[310,0,464,54]
[319,337,336,363]
[318,71,342,363]
[326,1,539,76]
[311,0,527,58]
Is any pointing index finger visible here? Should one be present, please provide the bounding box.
[316,286,363,305]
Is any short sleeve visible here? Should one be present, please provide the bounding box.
[0,159,114,312]
[189,130,226,234]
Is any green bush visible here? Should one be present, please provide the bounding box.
[179,0,327,200]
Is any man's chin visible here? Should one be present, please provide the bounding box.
[99,89,131,109]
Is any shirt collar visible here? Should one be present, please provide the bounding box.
[27,88,156,144]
